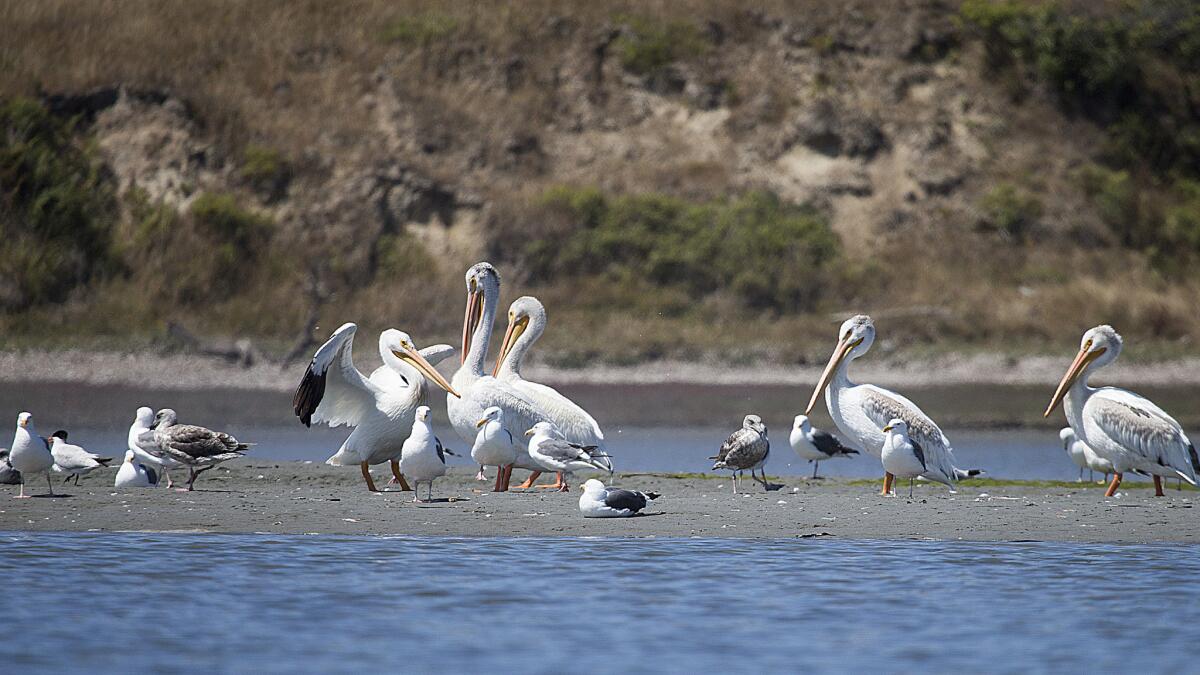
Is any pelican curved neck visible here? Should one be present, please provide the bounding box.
[464,282,500,378]
[497,315,545,380]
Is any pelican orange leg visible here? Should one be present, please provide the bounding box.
[514,471,542,489]
[881,472,895,496]
[361,461,380,492]
[1104,472,1122,497]
[1153,475,1164,497]
[388,460,413,491]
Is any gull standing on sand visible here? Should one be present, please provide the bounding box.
[399,406,450,503]
[9,412,55,498]
[471,406,519,492]
[493,295,610,488]
[50,432,112,485]
[115,450,159,488]
[292,323,459,492]
[711,415,770,493]
[525,421,611,493]
[447,263,549,487]
[1060,427,1113,483]
[1045,325,1199,497]
[142,409,251,491]
[579,479,659,517]
[882,419,954,497]
[805,315,979,495]
[130,406,181,488]
[789,414,858,479]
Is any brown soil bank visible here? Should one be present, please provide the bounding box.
[1,463,1196,544]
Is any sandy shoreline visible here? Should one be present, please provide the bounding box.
[1,462,1195,543]
[8,348,1200,390]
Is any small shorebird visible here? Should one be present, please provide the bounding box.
[49,433,112,485]
[9,412,55,498]
[711,415,770,493]
[524,421,611,493]
[399,406,452,503]
[789,414,858,479]
[579,479,659,517]
[882,419,954,497]
[1045,325,1198,497]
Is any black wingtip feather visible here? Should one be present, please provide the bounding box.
[292,364,327,428]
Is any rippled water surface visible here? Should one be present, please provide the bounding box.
[3,531,1196,673]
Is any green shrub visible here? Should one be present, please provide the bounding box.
[978,182,1042,240]
[614,16,708,76]
[240,144,290,199]
[379,13,459,45]
[187,192,274,298]
[520,188,839,312]
[0,97,118,309]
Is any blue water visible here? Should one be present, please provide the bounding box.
[3,531,1196,673]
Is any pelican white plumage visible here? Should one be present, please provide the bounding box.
[1044,325,1199,497]
[493,295,609,488]
[805,315,978,495]
[293,323,459,492]
[10,412,55,498]
[129,406,181,488]
[447,263,549,488]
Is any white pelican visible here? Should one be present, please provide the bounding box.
[493,295,609,488]
[579,479,659,517]
[143,409,251,491]
[789,414,858,479]
[129,406,181,488]
[471,406,519,492]
[1044,325,1199,497]
[293,323,459,492]
[399,406,450,503]
[10,412,55,498]
[805,315,978,495]
[710,415,770,493]
[447,263,548,487]
[1060,427,1114,483]
[50,433,112,485]
[882,419,954,497]
[115,450,159,488]
[524,421,611,492]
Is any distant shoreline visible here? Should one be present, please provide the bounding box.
[6,348,1200,391]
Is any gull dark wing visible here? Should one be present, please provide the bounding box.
[539,440,598,463]
[604,488,651,513]
[143,465,159,485]
[911,438,926,470]
[435,437,446,464]
[811,429,857,457]
[161,425,244,459]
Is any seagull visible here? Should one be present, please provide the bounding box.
[399,406,451,503]
[9,412,55,498]
[1045,325,1199,497]
[882,419,954,497]
[0,448,21,485]
[471,406,519,492]
[1060,427,1090,481]
[129,406,181,488]
[115,450,159,488]
[711,415,771,493]
[789,414,858,479]
[50,433,112,485]
[806,315,980,495]
[579,479,659,517]
[142,409,251,491]
[524,421,612,492]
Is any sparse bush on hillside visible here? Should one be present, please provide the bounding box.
[513,188,839,312]
[978,182,1042,240]
[240,145,290,201]
[379,12,459,46]
[614,16,709,76]
[0,96,118,309]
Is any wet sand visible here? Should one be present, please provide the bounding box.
[1,462,1196,543]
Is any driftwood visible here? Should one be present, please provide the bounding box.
[166,322,257,367]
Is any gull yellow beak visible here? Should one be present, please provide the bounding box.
[393,345,461,398]
[883,424,893,432]
[492,314,529,377]
[460,285,483,365]
[1044,345,1105,418]
[524,428,535,437]
[806,335,863,414]
[476,418,488,428]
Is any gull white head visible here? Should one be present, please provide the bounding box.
[16,411,32,429]
[135,406,154,426]
[415,405,432,424]
[806,315,875,414]
[461,262,501,365]
[792,414,811,432]
[493,295,547,376]
[525,421,557,438]
[380,329,460,398]
[582,478,606,494]
[1059,427,1075,445]
[476,406,504,428]
[124,449,137,464]
[1044,325,1123,418]
[882,418,908,436]
[743,414,767,436]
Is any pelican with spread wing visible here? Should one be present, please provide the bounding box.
[293,323,459,492]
